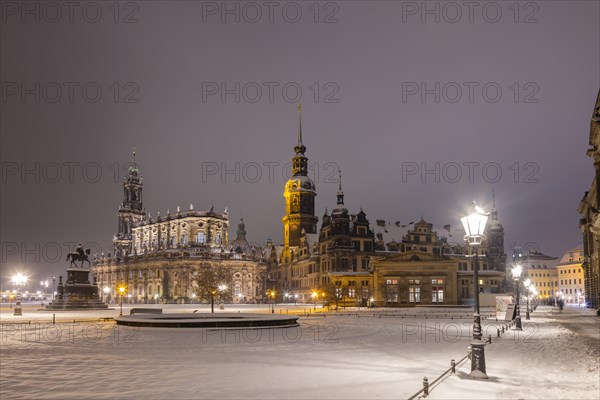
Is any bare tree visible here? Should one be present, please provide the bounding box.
[320,283,345,310]
[192,267,232,313]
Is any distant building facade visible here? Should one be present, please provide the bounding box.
[92,152,268,303]
[556,247,585,305]
[578,89,600,310]
[268,109,507,307]
[519,250,559,303]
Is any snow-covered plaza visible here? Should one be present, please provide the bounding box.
[1,304,598,399]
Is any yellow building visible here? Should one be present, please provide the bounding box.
[371,251,459,306]
[521,251,559,303]
[556,247,585,305]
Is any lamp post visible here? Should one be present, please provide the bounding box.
[461,203,489,379]
[523,279,531,320]
[511,265,523,330]
[267,289,276,313]
[119,286,125,316]
[11,273,28,294]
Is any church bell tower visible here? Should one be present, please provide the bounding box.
[282,105,318,261]
[113,149,146,259]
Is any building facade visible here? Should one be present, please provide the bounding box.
[578,89,600,310]
[556,247,585,305]
[372,251,458,306]
[92,153,268,303]
[519,250,559,304]
[269,108,506,307]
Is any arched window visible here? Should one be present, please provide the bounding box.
[196,232,205,244]
[215,234,222,245]
[182,234,188,246]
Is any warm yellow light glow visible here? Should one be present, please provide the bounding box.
[119,286,125,293]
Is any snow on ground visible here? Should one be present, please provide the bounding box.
[0,305,598,399]
[427,306,600,400]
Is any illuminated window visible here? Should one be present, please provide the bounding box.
[409,285,421,303]
[431,286,444,303]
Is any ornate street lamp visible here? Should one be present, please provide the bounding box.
[511,265,523,330]
[461,203,489,379]
[267,289,276,313]
[118,286,126,316]
[523,279,531,320]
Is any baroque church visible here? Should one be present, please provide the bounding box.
[267,107,507,306]
[92,152,268,303]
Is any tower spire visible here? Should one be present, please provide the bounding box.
[337,169,344,205]
[128,147,139,175]
[294,104,306,156]
[297,103,303,145]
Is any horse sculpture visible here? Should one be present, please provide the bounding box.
[66,247,91,269]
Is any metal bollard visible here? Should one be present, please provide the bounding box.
[501,326,505,333]
[497,328,500,337]
[423,377,429,396]
[488,335,492,344]
[451,359,456,373]
[53,314,56,325]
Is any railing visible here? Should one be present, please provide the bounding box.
[407,355,469,400]
[407,319,517,399]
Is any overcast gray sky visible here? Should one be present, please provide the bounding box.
[1,0,599,285]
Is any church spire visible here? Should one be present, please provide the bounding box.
[128,147,139,176]
[491,189,498,220]
[294,103,306,155]
[337,169,344,205]
[292,104,308,176]
[297,103,303,144]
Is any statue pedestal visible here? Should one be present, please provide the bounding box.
[45,268,109,310]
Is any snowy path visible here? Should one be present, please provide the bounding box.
[1,306,598,399]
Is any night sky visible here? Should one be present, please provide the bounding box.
[1,1,599,285]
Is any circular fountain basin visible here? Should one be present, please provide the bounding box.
[114,312,299,328]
